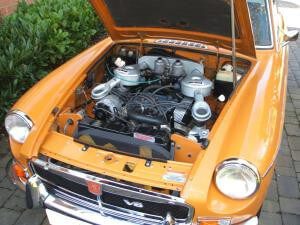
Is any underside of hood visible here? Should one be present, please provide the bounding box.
[90,0,256,58]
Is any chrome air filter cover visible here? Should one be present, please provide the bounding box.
[181,75,213,98]
[114,64,140,86]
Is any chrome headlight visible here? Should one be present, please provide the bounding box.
[215,159,260,199]
[5,110,33,144]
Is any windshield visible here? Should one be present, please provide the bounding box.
[103,0,236,38]
[247,0,272,47]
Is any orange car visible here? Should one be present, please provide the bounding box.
[4,0,299,224]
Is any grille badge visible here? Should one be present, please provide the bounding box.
[123,199,144,208]
[87,180,102,196]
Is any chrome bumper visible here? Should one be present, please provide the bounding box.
[45,193,137,225]
[26,175,158,225]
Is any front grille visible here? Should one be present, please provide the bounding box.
[33,165,97,201]
[101,191,189,219]
[30,159,193,225]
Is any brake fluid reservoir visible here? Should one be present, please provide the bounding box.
[214,64,242,99]
[216,64,242,82]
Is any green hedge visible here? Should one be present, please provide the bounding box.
[0,0,106,122]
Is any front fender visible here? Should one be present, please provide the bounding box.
[182,47,288,218]
[9,38,113,160]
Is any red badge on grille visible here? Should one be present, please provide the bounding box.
[87,180,102,196]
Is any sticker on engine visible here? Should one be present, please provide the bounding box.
[134,133,155,143]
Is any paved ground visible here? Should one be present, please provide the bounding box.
[0,136,48,225]
[0,1,300,225]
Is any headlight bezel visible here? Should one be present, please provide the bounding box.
[214,158,261,200]
[5,110,33,144]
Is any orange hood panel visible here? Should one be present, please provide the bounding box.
[90,0,256,58]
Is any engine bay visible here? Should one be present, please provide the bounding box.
[55,44,250,163]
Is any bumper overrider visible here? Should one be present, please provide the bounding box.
[11,158,258,225]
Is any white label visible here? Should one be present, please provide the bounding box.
[134,133,155,143]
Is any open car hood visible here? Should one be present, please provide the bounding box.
[90,0,256,58]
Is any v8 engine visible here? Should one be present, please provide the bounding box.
[74,53,215,161]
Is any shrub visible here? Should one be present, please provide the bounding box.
[0,0,106,122]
